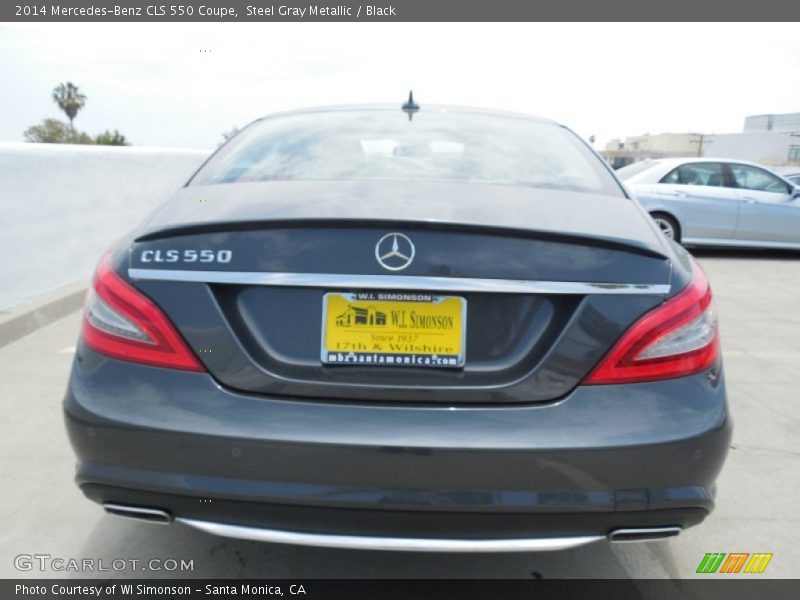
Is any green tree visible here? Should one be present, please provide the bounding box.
[52,82,87,131]
[95,130,130,146]
[23,118,94,144]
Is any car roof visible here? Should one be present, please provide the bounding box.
[624,156,798,186]
[255,104,559,126]
[647,157,779,169]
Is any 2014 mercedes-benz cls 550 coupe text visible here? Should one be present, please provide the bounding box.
[64,103,731,552]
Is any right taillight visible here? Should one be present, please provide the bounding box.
[584,259,719,385]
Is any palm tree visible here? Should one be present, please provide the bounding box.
[52,82,87,131]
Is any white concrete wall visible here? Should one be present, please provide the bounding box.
[705,132,797,166]
[0,142,210,311]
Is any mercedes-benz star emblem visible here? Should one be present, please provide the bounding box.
[375,233,415,271]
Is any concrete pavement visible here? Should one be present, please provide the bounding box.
[0,249,797,579]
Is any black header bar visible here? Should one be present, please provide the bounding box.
[4,0,800,22]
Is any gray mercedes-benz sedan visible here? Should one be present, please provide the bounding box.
[64,104,730,552]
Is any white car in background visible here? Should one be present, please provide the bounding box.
[774,166,800,186]
[618,158,800,248]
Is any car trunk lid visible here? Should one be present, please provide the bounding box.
[127,181,674,404]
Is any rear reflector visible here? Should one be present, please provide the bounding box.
[82,251,205,372]
[584,259,718,384]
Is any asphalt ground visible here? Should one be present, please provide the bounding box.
[1,249,797,579]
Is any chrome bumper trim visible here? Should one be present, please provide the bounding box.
[176,518,604,552]
[129,269,670,296]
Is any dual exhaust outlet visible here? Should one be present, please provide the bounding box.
[102,502,682,548]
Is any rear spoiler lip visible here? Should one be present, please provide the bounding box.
[133,218,671,261]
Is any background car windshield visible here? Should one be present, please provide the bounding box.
[190,110,623,196]
[616,160,661,181]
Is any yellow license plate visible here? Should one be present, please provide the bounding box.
[321,292,466,368]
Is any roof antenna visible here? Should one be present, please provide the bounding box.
[401,90,419,121]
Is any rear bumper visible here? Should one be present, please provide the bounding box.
[64,345,731,549]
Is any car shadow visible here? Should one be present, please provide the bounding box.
[70,514,675,579]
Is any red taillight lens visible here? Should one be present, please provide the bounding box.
[584,259,719,385]
[82,252,205,372]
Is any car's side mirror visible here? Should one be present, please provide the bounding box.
[792,186,800,199]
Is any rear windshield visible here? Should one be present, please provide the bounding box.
[190,109,624,196]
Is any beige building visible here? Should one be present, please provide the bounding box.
[603,133,706,168]
[602,112,800,169]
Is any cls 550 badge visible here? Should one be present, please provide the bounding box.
[139,249,232,263]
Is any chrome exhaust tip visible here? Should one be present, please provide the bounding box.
[608,526,681,543]
[103,502,172,525]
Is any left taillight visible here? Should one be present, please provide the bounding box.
[81,251,205,372]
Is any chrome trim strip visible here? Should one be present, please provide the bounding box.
[176,518,604,552]
[128,269,671,295]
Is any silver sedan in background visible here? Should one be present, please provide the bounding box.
[618,158,800,248]
[774,166,800,186]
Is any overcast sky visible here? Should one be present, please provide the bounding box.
[1,22,798,149]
